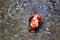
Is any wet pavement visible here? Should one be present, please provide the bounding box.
[0,0,60,40]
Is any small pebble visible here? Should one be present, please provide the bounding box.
[16,8,19,10]
[24,3,26,6]
[16,2,19,4]
[0,21,2,22]
[46,28,49,31]
[15,34,18,37]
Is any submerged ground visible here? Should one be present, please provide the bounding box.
[0,0,60,40]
